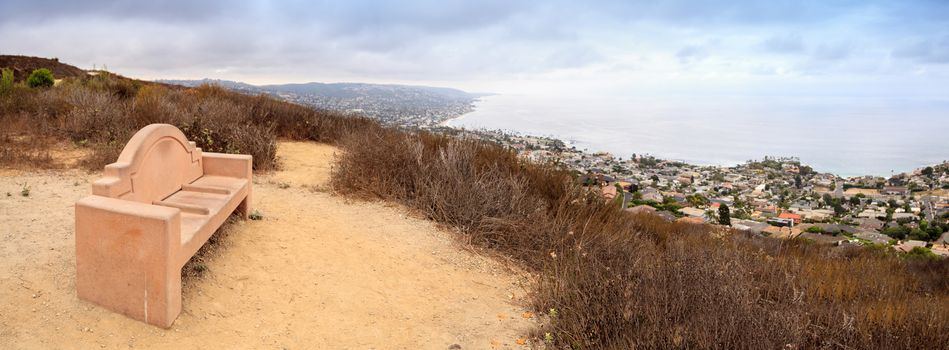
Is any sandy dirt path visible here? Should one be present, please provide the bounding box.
[0,141,535,349]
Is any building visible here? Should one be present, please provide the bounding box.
[678,207,706,218]
[626,205,656,215]
[895,240,927,253]
[778,212,802,225]
[882,186,909,196]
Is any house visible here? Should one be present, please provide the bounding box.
[882,186,909,196]
[895,240,927,253]
[732,219,770,234]
[931,244,949,257]
[790,201,813,211]
[768,217,795,227]
[778,212,802,225]
[641,188,664,202]
[857,209,887,219]
[938,231,949,245]
[601,185,618,200]
[782,163,800,174]
[815,223,858,234]
[678,207,706,218]
[655,211,677,221]
[854,217,884,231]
[757,205,778,215]
[676,175,693,186]
[794,209,833,221]
[854,230,891,244]
[892,212,916,220]
[800,232,848,245]
[626,205,656,215]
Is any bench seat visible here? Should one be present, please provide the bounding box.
[163,176,249,265]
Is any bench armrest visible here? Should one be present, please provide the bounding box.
[75,195,182,328]
[202,152,252,179]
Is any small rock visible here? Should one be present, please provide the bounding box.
[449,344,462,350]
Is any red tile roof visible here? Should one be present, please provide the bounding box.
[778,212,802,220]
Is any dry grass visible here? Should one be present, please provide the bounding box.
[0,72,370,171]
[331,127,949,349]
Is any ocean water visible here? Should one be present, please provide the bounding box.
[447,94,949,177]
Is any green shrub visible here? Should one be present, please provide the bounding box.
[27,68,54,88]
[883,225,911,240]
[904,246,939,260]
[0,68,13,93]
[805,225,823,234]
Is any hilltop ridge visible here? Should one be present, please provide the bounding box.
[159,78,483,126]
[0,55,87,81]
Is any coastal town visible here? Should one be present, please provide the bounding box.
[171,80,949,260]
[436,127,949,258]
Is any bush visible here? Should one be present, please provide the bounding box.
[331,124,949,349]
[1,73,367,171]
[0,68,13,93]
[905,246,939,260]
[805,225,823,234]
[27,68,54,88]
[883,225,911,240]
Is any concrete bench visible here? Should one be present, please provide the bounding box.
[75,124,252,328]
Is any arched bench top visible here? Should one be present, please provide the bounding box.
[92,124,204,203]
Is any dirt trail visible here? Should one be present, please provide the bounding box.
[0,141,535,349]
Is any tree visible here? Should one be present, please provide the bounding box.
[704,208,719,222]
[832,202,846,217]
[686,194,709,207]
[882,225,909,240]
[849,196,861,206]
[27,68,54,88]
[794,174,802,189]
[718,204,731,226]
[626,183,639,192]
[922,166,934,177]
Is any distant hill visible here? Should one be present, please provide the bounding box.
[0,55,87,81]
[159,79,484,127]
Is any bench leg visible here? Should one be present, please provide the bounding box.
[75,197,183,328]
[237,191,252,220]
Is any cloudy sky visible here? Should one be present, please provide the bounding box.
[2,0,947,97]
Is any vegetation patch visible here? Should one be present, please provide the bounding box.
[330,123,949,349]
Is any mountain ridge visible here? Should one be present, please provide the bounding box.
[158,78,485,126]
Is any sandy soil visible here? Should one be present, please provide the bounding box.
[0,141,536,349]
[843,188,881,197]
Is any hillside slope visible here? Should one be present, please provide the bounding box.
[0,55,87,81]
[0,141,535,349]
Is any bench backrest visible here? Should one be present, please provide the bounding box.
[92,124,204,203]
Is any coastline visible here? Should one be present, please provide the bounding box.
[439,97,947,180]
